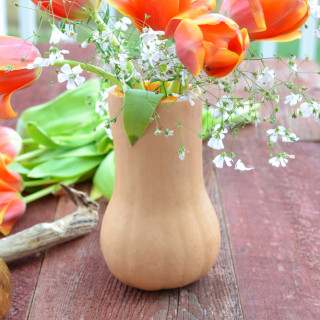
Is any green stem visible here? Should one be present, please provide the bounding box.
[16,149,46,162]
[23,178,59,188]
[22,138,35,145]
[23,184,61,204]
[92,11,144,90]
[167,79,181,95]
[54,59,123,88]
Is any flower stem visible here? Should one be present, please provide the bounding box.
[92,11,144,90]
[23,184,61,204]
[23,178,59,188]
[54,59,123,88]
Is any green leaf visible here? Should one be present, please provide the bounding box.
[17,79,102,144]
[96,136,113,154]
[122,89,164,145]
[7,162,30,175]
[26,122,62,149]
[28,156,104,178]
[93,151,115,200]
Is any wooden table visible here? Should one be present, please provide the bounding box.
[2,44,320,320]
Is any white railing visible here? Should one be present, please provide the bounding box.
[0,0,319,61]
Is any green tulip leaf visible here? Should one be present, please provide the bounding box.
[92,150,115,200]
[28,156,104,178]
[17,79,102,145]
[122,89,164,145]
[26,122,62,149]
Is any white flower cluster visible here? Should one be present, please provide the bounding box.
[139,28,180,81]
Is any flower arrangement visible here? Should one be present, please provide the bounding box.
[0,0,319,234]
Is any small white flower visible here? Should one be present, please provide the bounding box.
[207,124,228,150]
[172,92,199,107]
[284,93,302,106]
[179,151,185,161]
[57,64,85,90]
[282,132,299,142]
[115,17,132,31]
[47,47,69,65]
[105,125,113,140]
[212,153,233,169]
[235,159,254,171]
[164,129,174,137]
[49,26,68,44]
[269,153,295,168]
[179,146,186,160]
[254,119,261,127]
[267,126,286,143]
[140,28,165,43]
[298,101,320,121]
[26,56,50,69]
[81,41,88,48]
[212,96,234,119]
[257,67,275,89]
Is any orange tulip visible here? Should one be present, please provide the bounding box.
[32,0,102,21]
[0,36,41,119]
[106,0,215,33]
[0,191,26,236]
[0,154,22,192]
[0,126,22,162]
[174,14,249,77]
[220,0,310,41]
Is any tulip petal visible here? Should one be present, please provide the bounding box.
[0,36,41,119]
[166,0,215,37]
[0,192,25,236]
[0,93,17,119]
[174,19,205,76]
[259,29,302,42]
[203,41,240,78]
[0,126,22,161]
[0,154,22,192]
[247,0,266,30]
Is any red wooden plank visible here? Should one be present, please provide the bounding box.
[4,196,58,320]
[217,127,320,319]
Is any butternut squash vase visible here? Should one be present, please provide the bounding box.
[100,92,221,291]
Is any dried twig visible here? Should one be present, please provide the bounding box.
[0,185,99,263]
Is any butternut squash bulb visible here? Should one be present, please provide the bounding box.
[100,93,221,291]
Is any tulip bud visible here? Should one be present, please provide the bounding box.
[32,0,102,21]
[174,14,249,78]
[0,191,26,236]
[0,126,22,161]
[220,0,310,41]
[0,36,41,119]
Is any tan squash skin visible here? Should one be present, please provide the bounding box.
[100,92,221,291]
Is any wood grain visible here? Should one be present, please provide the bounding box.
[26,147,243,320]
[216,129,320,320]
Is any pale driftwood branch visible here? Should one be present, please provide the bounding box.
[0,185,99,263]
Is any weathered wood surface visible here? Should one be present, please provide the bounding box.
[0,186,99,263]
[217,129,320,320]
[1,43,320,319]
